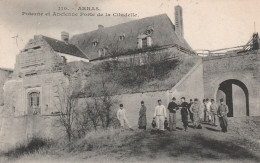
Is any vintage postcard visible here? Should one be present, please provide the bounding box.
[0,0,259,162]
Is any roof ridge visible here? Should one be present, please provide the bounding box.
[71,13,169,37]
[41,35,89,59]
[0,67,13,71]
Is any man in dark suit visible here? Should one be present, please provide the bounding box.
[167,97,179,131]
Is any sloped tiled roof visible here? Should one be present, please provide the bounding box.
[70,14,193,60]
[42,36,88,59]
[0,67,13,72]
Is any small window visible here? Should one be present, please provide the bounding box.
[61,56,67,63]
[98,48,106,57]
[93,41,98,47]
[92,39,99,47]
[137,39,142,49]
[147,37,152,47]
[146,26,154,35]
[142,38,148,48]
[119,33,125,41]
[119,35,125,41]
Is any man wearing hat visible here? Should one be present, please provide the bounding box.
[217,99,229,132]
[189,98,203,128]
[138,101,147,130]
[179,97,189,131]
[167,97,179,131]
[210,99,218,126]
[117,104,133,130]
[153,99,167,131]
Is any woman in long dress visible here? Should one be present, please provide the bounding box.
[138,101,147,130]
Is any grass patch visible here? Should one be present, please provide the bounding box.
[2,137,53,159]
[69,128,135,153]
[81,56,201,95]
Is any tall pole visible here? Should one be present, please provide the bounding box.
[12,35,19,47]
[254,22,256,33]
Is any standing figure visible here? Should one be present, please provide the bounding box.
[153,99,167,132]
[210,99,218,126]
[179,97,189,131]
[167,97,179,131]
[190,98,202,128]
[188,99,193,122]
[218,99,229,132]
[206,98,212,123]
[138,101,147,130]
[203,99,208,122]
[117,104,133,130]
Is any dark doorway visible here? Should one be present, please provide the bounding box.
[28,91,41,115]
[216,79,249,117]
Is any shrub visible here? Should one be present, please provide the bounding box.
[3,137,52,159]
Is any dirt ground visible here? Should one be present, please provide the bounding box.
[1,116,260,163]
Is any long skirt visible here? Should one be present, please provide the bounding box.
[138,115,147,128]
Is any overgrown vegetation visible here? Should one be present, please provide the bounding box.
[2,137,52,159]
[2,117,260,162]
[53,52,200,142]
[90,55,200,93]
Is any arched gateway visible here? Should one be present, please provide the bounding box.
[215,79,249,117]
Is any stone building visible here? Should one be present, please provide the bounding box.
[70,13,194,64]
[1,5,259,148]
[3,10,194,117]
[3,35,88,117]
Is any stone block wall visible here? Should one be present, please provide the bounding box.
[0,69,12,106]
[203,50,260,116]
[0,115,63,150]
[3,72,68,117]
[14,35,64,78]
[84,59,204,127]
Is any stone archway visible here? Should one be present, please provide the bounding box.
[216,79,249,117]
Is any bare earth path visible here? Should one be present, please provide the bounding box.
[109,122,260,163]
[2,117,260,163]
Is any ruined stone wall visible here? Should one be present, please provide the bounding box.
[14,35,64,78]
[0,72,67,150]
[169,59,204,102]
[3,72,68,117]
[0,69,12,106]
[0,115,64,150]
[203,50,260,116]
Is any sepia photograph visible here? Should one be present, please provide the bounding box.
[0,0,259,162]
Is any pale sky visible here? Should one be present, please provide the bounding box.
[0,0,259,69]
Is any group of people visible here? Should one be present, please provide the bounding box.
[116,97,229,133]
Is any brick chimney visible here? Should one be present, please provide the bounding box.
[175,5,184,42]
[61,31,69,43]
[98,25,104,29]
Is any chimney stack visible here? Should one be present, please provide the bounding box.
[61,31,69,43]
[98,25,104,29]
[174,5,184,42]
